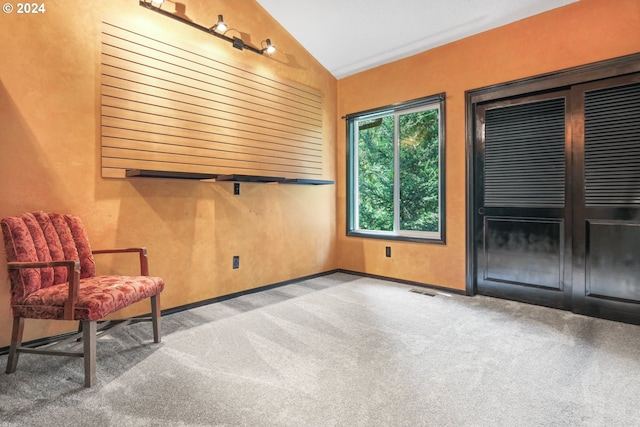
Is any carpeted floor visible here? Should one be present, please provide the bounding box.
[0,272,639,426]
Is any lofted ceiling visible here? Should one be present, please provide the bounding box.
[256,0,579,79]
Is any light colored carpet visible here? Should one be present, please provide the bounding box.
[1,272,639,426]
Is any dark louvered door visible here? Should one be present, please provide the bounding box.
[475,92,572,309]
[474,74,640,323]
[571,74,640,323]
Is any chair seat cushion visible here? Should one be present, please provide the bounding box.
[11,275,165,321]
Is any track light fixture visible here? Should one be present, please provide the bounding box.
[211,15,227,33]
[262,38,276,54]
[139,1,275,56]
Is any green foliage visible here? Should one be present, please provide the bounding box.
[358,115,394,231]
[356,108,440,233]
[399,109,440,232]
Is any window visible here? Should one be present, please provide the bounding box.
[346,93,446,243]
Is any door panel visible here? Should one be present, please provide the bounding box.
[483,97,566,208]
[476,91,572,309]
[484,217,563,290]
[586,221,640,302]
[572,75,640,323]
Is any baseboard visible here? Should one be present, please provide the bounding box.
[336,269,467,296]
[0,269,463,355]
[160,269,341,317]
[0,270,340,356]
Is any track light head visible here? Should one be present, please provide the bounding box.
[262,39,275,54]
[211,15,227,33]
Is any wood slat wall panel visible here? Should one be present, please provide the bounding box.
[101,42,322,114]
[101,56,322,124]
[102,73,321,137]
[101,74,321,128]
[102,147,318,174]
[102,106,322,147]
[102,86,321,135]
[102,128,319,159]
[102,139,322,170]
[103,26,321,105]
[102,117,321,154]
[101,21,324,179]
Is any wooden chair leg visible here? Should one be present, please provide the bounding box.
[6,317,24,374]
[151,294,161,343]
[82,320,97,388]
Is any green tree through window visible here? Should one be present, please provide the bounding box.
[399,108,440,232]
[347,94,445,242]
[358,115,394,231]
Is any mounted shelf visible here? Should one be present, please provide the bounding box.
[125,170,217,180]
[216,174,286,183]
[281,179,334,185]
[125,170,334,185]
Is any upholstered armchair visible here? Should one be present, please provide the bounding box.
[1,211,164,387]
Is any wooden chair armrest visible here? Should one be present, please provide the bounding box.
[92,247,147,255]
[92,247,149,276]
[7,260,81,320]
[7,260,79,269]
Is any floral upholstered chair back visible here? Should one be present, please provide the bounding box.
[1,211,96,307]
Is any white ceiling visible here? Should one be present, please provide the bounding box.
[256,0,579,79]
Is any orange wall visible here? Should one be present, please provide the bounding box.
[0,0,337,347]
[1,0,639,348]
[336,0,640,291]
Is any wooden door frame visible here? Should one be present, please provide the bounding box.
[465,53,640,296]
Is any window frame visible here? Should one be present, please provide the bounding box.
[346,93,446,244]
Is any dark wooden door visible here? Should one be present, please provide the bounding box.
[474,74,640,324]
[571,74,640,323]
[475,91,572,310]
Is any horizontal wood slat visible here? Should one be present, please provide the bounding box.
[101,128,319,159]
[102,148,318,175]
[101,21,324,179]
[101,85,321,135]
[102,140,322,170]
[102,29,321,104]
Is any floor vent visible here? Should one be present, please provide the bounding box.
[409,289,437,297]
